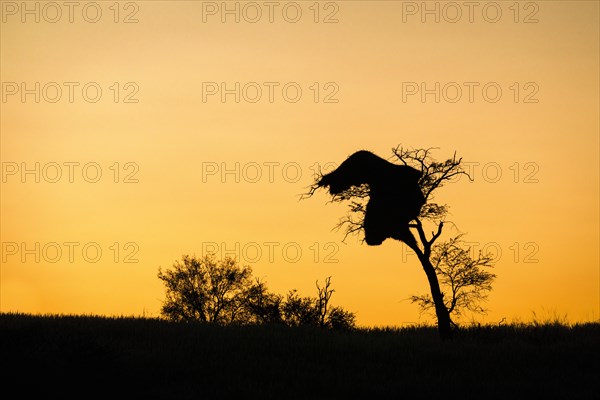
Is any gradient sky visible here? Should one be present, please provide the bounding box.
[1,1,598,326]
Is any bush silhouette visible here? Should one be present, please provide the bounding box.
[158,255,356,329]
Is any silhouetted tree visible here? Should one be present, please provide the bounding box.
[157,255,253,323]
[410,235,496,326]
[306,145,488,340]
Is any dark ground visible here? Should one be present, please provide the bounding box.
[1,313,598,399]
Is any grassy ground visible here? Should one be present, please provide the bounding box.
[1,313,598,399]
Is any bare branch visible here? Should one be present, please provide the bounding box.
[429,222,444,247]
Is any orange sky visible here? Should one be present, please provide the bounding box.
[1,1,599,326]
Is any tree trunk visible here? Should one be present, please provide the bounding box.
[417,253,453,340]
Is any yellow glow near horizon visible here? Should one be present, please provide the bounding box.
[1,1,598,326]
